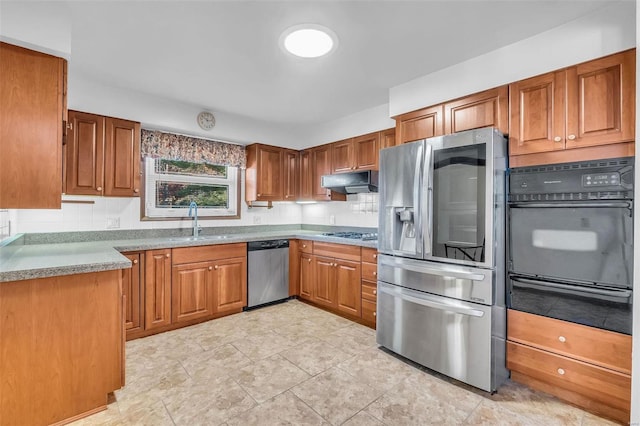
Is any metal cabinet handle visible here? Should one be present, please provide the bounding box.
[165,253,170,258]
[373,271,377,276]
[257,193,262,197]
[373,254,377,259]
[567,134,576,140]
[214,265,219,269]
[134,188,139,193]
[97,186,103,191]
[373,312,376,316]
[307,258,311,263]
[554,136,562,142]
[558,336,566,343]
[557,368,565,375]
[132,259,138,264]
[208,266,213,271]
[302,244,306,248]
[372,290,377,295]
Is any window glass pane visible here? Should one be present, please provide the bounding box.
[155,182,229,209]
[155,159,227,178]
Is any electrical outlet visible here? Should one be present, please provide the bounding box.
[106,217,120,229]
[253,215,262,225]
[329,215,335,225]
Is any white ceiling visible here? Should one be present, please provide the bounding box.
[62,1,615,126]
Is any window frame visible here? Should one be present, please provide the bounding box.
[140,157,241,221]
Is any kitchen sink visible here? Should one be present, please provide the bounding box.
[168,235,230,242]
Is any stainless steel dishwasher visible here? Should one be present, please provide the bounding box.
[247,239,290,309]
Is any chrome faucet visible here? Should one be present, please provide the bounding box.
[188,201,201,237]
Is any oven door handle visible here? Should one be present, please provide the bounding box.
[511,276,632,299]
[379,284,485,317]
[509,201,632,209]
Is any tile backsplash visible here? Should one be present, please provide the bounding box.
[301,193,378,228]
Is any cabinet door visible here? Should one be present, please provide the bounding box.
[0,42,64,209]
[213,257,247,313]
[331,139,354,173]
[354,132,379,170]
[395,105,444,144]
[299,252,314,300]
[566,49,635,149]
[66,110,105,195]
[335,259,362,317]
[104,117,141,197]
[299,150,313,200]
[172,261,214,323]
[509,71,565,156]
[283,149,299,200]
[379,128,396,149]
[257,145,283,201]
[122,252,143,333]
[444,85,508,135]
[144,249,172,330]
[312,144,332,200]
[314,256,337,308]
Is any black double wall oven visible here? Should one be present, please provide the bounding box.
[507,157,634,335]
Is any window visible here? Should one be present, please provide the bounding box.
[143,158,239,219]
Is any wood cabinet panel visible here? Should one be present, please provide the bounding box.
[507,342,630,421]
[507,310,632,374]
[144,249,172,330]
[172,243,246,265]
[312,144,333,200]
[245,144,284,202]
[66,111,105,195]
[444,86,508,135]
[566,49,635,149]
[122,252,143,333]
[0,42,65,209]
[299,252,314,300]
[314,256,337,308]
[299,239,313,254]
[379,128,396,149]
[172,261,213,323]
[0,271,122,426]
[361,261,377,282]
[361,247,378,263]
[213,257,247,313]
[395,105,444,144]
[299,150,313,200]
[336,259,361,317]
[104,117,141,196]
[353,132,379,170]
[313,241,361,261]
[331,139,354,173]
[283,149,299,200]
[362,299,377,325]
[361,281,377,302]
[289,240,300,296]
[509,71,565,156]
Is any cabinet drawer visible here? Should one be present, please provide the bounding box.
[507,310,632,374]
[361,281,377,302]
[507,342,631,412]
[172,243,247,265]
[299,240,313,254]
[362,299,377,324]
[361,247,378,263]
[361,261,377,282]
[313,241,361,261]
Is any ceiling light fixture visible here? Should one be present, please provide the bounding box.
[280,24,337,58]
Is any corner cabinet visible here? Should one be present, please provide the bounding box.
[0,42,66,209]
[509,49,635,166]
[66,110,141,197]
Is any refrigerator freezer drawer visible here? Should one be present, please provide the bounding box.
[376,281,495,392]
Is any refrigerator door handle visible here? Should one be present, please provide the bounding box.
[423,143,433,255]
[378,284,485,317]
[379,255,486,281]
[413,143,424,256]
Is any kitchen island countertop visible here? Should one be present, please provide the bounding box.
[0,230,377,282]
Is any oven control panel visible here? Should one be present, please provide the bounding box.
[582,172,620,187]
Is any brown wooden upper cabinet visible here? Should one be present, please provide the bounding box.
[299,150,313,200]
[245,143,284,203]
[0,42,66,209]
[311,144,346,201]
[331,132,379,173]
[509,49,635,164]
[395,105,444,144]
[379,128,396,149]
[65,110,140,197]
[283,149,299,200]
[443,86,508,135]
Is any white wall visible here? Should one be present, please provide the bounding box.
[301,194,378,228]
[0,1,71,59]
[12,175,302,234]
[389,1,636,117]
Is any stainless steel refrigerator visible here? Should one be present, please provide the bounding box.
[376,127,508,392]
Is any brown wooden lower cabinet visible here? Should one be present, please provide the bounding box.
[507,310,631,423]
[213,256,247,313]
[299,252,314,300]
[144,249,172,330]
[172,260,215,324]
[314,255,338,308]
[0,270,123,425]
[122,252,143,336]
[335,259,361,317]
[360,247,378,328]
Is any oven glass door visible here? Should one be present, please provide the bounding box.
[509,203,633,288]
[508,275,633,334]
[430,144,487,264]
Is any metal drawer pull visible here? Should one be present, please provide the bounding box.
[511,276,632,298]
[557,368,565,375]
[510,202,631,209]
[372,290,377,295]
[379,256,485,281]
[558,336,566,343]
[208,266,213,271]
[165,253,170,258]
[567,134,576,140]
[373,271,377,276]
[214,265,219,269]
[132,259,138,264]
[379,285,485,317]
[554,136,562,142]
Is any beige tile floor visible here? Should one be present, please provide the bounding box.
[72,300,618,426]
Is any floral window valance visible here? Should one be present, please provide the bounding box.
[141,129,246,169]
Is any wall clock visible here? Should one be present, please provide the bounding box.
[197,111,216,130]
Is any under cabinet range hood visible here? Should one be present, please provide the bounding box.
[321,170,378,194]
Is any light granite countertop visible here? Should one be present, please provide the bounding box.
[0,230,377,282]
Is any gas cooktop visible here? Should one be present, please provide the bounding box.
[321,231,378,241]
